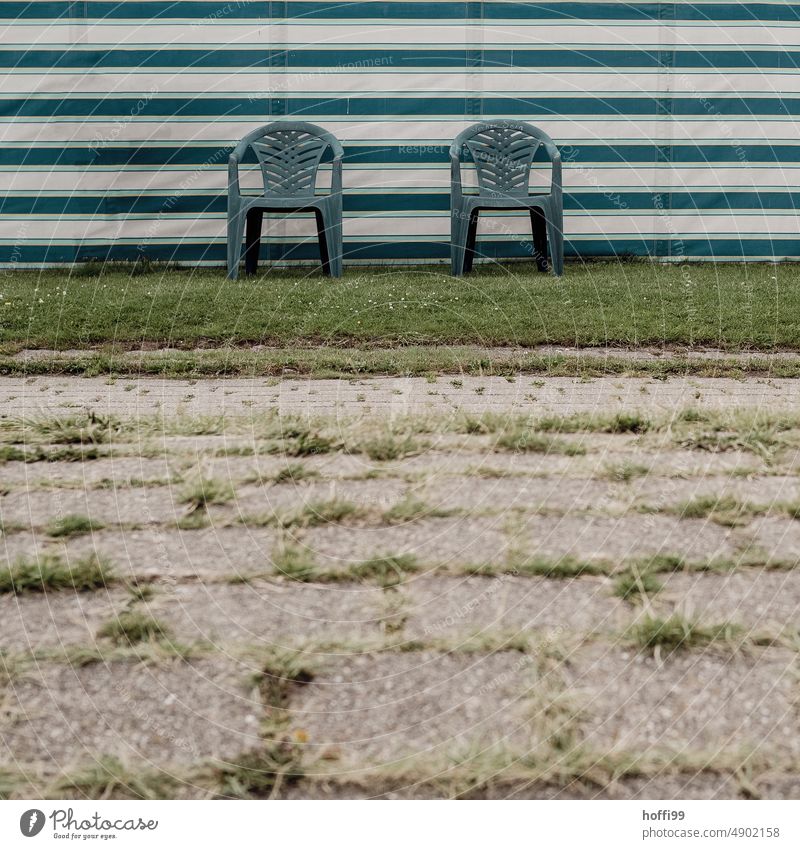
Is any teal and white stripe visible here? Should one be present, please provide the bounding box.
[1,0,799,265]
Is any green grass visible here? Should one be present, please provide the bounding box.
[273,463,318,485]
[627,613,745,652]
[0,553,113,594]
[348,554,419,587]
[0,767,27,800]
[456,411,652,438]
[0,445,29,463]
[603,462,650,483]
[179,476,235,511]
[495,429,585,456]
[283,429,335,457]
[27,412,119,445]
[278,498,362,528]
[175,511,211,530]
[355,433,419,461]
[0,444,101,463]
[613,569,664,601]
[512,556,609,578]
[624,552,795,575]
[603,412,651,434]
[383,496,452,524]
[213,743,306,799]
[257,647,317,709]
[272,543,318,582]
[45,514,103,538]
[675,425,782,459]
[127,582,156,602]
[6,347,800,380]
[677,495,764,526]
[632,553,688,573]
[56,756,179,800]
[533,412,650,435]
[96,610,171,646]
[0,263,794,352]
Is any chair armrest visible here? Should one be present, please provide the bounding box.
[331,155,343,196]
[228,153,241,198]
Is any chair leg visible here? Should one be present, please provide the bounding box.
[463,209,479,274]
[315,209,332,276]
[450,208,467,277]
[554,225,564,277]
[321,198,343,278]
[244,209,263,276]
[530,209,549,272]
[545,216,564,277]
[227,209,246,280]
[329,207,343,279]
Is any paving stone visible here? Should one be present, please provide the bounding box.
[225,479,408,518]
[751,517,800,561]
[141,435,261,454]
[515,514,740,563]
[289,651,542,765]
[403,575,627,639]
[204,452,372,482]
[286,771,740,800]
[0,487,183,528]
[563,643,799,756]
[633,475,800,510]
[616,449,767,478]
[143,581,386,646]
[0,456,181,489]
[0,527,280,582]
[61,526,281,580]
[752,774,800,800]
[656,571,800,630]
[7,374,800,418]
[420,477,627,514]
[0,531,54,563]
[378,451,586,478]
[500,773,741,800]
[0,658,263,768]
[303,516,511,569]
[393,447,766,481]
[0,588,128,652]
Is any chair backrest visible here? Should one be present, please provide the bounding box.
[234,121,343,197]
[451,121,559,197]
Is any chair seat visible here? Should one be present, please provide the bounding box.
[460,193,552,211]
[240,194,328,210]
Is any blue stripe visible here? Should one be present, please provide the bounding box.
[0,2,798,22]
[4,47,800,70]
[3,95,798,118]
[3,237,799,265]
[3,143,800,167]
[2,191,799,215]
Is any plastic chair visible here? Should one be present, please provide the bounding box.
[450,120,563,277]
[227,122,343,279]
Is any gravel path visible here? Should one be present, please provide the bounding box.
[2,373,800,418]
[0,374,799,800]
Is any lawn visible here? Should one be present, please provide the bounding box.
[0,261,795,353]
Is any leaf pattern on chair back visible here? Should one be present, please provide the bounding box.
[251,128,328,197]
[465,126,541,197]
